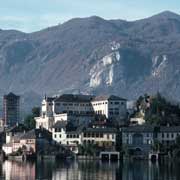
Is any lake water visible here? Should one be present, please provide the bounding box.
[0,160,179,180]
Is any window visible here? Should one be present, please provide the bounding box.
[162,133,164,138]
[59,134,61,138]
[171,133,174,138]
[167,133,169,138]
[54,134,57,138]
[55,128,60,132]
[107,134,110,139]
[115,102,119,105]
[100,133,103,138]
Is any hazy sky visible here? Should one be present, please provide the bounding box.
[0,0,180,32]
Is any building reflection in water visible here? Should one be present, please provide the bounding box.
[3,161,35,180]
[121,160,180,180]
[52,161,120,180]
[1,160,180,180]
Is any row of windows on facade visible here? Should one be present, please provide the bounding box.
[45,101,124,107]
[84,133,115,139]
[57,140,115,146]
[125,132,180,138]
[125,139,152,145]
[83,140,115,146]
[54,134,79,139]
[126,139,177,145]
[55,109,120,115]
[160,132,180,138]
[125,133,152,138]
[54,133,115,139]
[53,110,120,116]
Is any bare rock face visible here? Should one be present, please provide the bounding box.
[0,11,180,112]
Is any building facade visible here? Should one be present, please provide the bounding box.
[52,121,117,154]
[157,126,180,146]
[121,126,180,155]
[122,126,154,155]
[35,94,127,131]
[3,93,20,127]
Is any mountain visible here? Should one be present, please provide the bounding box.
[0,11,180,114]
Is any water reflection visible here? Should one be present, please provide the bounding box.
[1,160,180,180]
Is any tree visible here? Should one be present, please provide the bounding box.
[32,107,40,117]
[134,93,180,126]
[24,107,40,129]
[24,115,35,129]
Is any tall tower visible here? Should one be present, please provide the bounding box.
[3,92,20,127]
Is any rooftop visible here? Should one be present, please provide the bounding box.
[92,95,127,102]
[6,124,29,133]
[20,128,52,140]
[52,121,67,129]
[121,125,155,133]
[4,92,20,99]
[54,94,94,103]
[84,127,117,134]
[160,126,180,132]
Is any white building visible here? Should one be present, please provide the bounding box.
[35,97,56,130]
[130,118,146,125]
[52,121,82,154]
[35,94,127,131]
[82,128,117,149]
[91,96,127,121]
[52,121,117,154]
